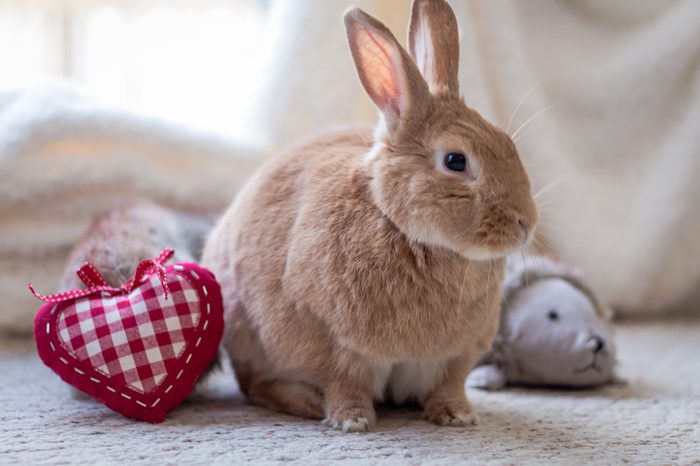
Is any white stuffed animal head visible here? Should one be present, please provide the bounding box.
[469,256,616,389]
[503,276,615,387]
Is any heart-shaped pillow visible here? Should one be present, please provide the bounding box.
[32,249,224,423]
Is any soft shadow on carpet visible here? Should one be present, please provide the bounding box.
[2,319,699,465]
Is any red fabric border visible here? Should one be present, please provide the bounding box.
[34,262,224,423]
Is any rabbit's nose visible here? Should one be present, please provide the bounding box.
[587,336,605,353]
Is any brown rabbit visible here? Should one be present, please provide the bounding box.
[202,0,537,432]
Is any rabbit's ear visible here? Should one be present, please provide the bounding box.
[408,0,460,94]
[344,8,430,130]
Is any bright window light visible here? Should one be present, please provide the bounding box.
[0,0,267,139]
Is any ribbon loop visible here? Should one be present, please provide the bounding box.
[29,248,175,304]
[76,262,110,288]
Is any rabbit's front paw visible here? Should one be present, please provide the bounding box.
[322,406,375,433]
[424,400,479,427]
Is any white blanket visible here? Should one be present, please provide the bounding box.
[2,0,700,334]
[0,85,258,334]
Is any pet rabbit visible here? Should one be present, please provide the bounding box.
[202,0,538,432]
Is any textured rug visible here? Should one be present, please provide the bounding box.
[2,318,699,465]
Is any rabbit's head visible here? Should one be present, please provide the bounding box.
[345,0,537,260]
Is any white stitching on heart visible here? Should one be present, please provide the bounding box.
[45,265,215,418]
[56,272,202,391]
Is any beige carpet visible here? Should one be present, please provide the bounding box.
[2,318,699,465]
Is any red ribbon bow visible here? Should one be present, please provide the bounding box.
[29,248,175,304]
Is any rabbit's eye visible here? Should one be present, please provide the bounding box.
[547,310,559,321]
[444,153,467,172]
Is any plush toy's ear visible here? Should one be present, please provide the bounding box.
[467,365,507,390]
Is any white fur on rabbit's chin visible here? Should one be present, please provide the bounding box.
[399,222,523,262]
[460,246,514,262]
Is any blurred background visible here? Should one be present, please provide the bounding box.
[0,0,266,138]
[1,0,699,334]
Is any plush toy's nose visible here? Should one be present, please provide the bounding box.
[587,336,605,353]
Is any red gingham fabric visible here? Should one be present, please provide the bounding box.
[56,273,200,394]
[33,253,224,423]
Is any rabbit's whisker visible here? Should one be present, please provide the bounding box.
[506,75,546,134]
[511,100,563,141]
[456,259,472,312]
[532,236,557,257]
[533,177,569,200]
[486,259,494,303]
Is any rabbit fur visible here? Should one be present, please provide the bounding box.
[202,0,537,432]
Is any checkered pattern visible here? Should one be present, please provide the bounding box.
[56,273,201,394]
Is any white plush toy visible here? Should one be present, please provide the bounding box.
[468,255,617,389]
